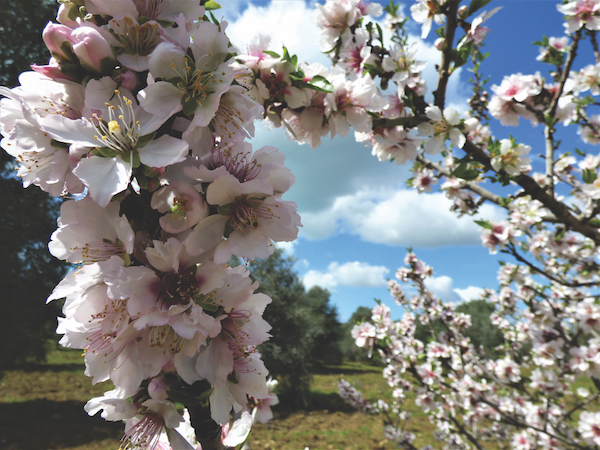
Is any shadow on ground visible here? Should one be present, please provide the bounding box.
[308,362,382,376]
[0,399,122,450]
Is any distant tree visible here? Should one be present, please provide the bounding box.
[456,299,504,355]
[414,299,504,356]
[305,285,345,364]
[0,165,67,366]
[348,306,373,325]
[239,250,347,407]
[242,249,315,407]
[0,0,68,366]
[0,0,56,88]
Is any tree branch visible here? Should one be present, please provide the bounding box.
[187,404,226,450]
[433,0,460,109]
[462,140,600,245]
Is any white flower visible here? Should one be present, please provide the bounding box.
[491,139,531,176]
[418,106,465,154]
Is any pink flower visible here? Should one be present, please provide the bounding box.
[557,0,600,33]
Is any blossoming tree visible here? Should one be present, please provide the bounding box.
[227,0,600,448]
[5,0,600,449]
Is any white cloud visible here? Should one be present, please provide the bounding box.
[275,240,297,256]
[425,275,485,304]
[455,286,486,303]
[303,261,390,290]
[225,1,329,66]
[299,187,504,247]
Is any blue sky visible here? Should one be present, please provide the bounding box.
[218,0,580,320]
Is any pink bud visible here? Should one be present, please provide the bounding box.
[458,5,468,19]
[31,59,73,81]
[42,22,76,61]
[115,70,138,91]
[148,376,170,400]
[71,27,114,73]
[434,38,446,51]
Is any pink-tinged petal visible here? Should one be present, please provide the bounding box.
[425,105,442,121]
[132,310,170,330]
[138,82,183,118]
[443,107,461,125]
[234,357,269,398]
[222,411,253,447]
[184,215,227,256]
[209,383,236,426]
[206,175,272,206]
[285,86,309,109]
[37,114,97,147]
[145,238,182,273]
[73,156,131,207]
[205,174,242,205]
[117,53,149,72]
[195,338,234,386]
[174,353,201,385]
[106,266,160,316]
[149,42,186,79]
[216,231,273,264]
[86,0,138,17]
[138,134,188,168]
[165,428,195,450]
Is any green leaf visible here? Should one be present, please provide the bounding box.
[293,78,333,94]
[588,218,600,228]
[204,0,221,10]
[217,204,233,215]
[181,94,197,116]
[223,219,235,238]
[583,169,598,184]
[474,219,493,230]
[383,0,398,16]
[309,75,334,92]
[130,150,141,169]
[137,132,156,148]
[93,146,118,158]
[468,0,492,17]
[262,50,280,58]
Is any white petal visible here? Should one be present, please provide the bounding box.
[73,156,131,207]
[139,135,188,168]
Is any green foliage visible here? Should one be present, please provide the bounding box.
[414,299,504,356]
[335,306,376,364]
[0,0,57,87]
[240,249,346,407]
[305,286,345,364]
[456,299,504,354]
[0,0,70,367]
[0,163,68,366]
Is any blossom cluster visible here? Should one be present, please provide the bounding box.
[1,1,300,448]
[348,251,600,449]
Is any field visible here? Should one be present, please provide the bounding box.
[0,346,440,450]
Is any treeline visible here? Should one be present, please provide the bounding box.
[234,249,365,407]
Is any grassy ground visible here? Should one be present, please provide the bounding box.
[0,348,434,450]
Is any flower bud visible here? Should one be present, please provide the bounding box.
[42,22,76,62]
[71,27,115,73]
[434,38,446,51]
[148,376,170,400]
[115,70,138,91]
[458,5,468,19]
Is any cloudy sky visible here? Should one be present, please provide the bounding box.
[218,0,569,320]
